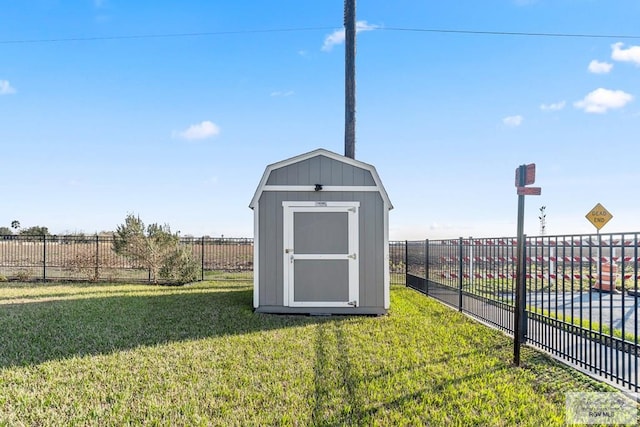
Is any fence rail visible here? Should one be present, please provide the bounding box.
[404,233,640,392]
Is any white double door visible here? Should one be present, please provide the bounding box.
[282,201,359,308]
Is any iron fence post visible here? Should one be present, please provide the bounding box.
[425,239,429,295]
[635,233,639,393]
[469,236,474,290]
[43,234,47,281]
[404,240,408,287]
[521,235,528,343]
[95,234,99,280]
[201,236,205,281]
[458,237,463,312]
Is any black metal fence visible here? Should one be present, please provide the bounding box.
[0,234,408,285]
[404,233,640,392]
[0,235,253,282]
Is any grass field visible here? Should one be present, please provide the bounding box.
[0,281,619,426]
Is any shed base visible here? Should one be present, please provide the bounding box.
[255,305,387,316]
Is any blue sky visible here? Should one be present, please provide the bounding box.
[1,0,639,239]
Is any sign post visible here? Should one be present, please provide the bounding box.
[585,203,614,292]
[513,163,541,366]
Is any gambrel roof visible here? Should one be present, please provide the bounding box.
[249,148,392,210]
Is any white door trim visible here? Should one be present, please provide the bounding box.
[282,201,359,308]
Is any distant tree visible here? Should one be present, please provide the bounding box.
[70,231,90,243]
[539,206,547,236]
[19,226,50,237]
[113,214,198,284]
[0,226,12,236]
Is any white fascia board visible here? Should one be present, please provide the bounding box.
[253,200,260,308]
[383,203,391,309]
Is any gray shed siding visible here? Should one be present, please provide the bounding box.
[266,155,376,186]
[258,190,385,310]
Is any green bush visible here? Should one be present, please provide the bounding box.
[15,270,30,281]
[160,246,200,284]
[0,275,7,282]
[113,214,199,284]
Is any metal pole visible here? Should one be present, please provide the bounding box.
[514,165,527,366]
[469,236,474,288]
[43,234,47,281]
[201,236,205,282]
[458,237,464,311]
[425,239,429,295]
[404,240,408,286]
[95,234,100,280]
[344,0,356,159]
[596,229,600,288]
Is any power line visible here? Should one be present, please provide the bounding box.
[382,27,640,40]
[0,27,336,45]
[1,25,639,45]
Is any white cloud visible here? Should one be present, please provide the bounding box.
[503,115,523,127]
[173,121,220,140]
[540,101,566,111]
[0,80,16,95]
[574,88,633,113]
[270,90,294,97]
[588,60,613,74]
[611,42,640,66]
[321,21,378,52]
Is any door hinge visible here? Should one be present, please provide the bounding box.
[347,253,357,260]
[347,300,358,307]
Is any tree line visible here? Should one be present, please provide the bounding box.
[0,220,50,237]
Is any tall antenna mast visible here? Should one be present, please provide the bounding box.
[344,0,356,159]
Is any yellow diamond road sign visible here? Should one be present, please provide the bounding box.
[585,203,613,230]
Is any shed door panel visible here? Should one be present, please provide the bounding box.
[283,202,359,308]
[294,212,348,254]
[293,260,349,302]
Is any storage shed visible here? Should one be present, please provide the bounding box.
[250,148,393,315]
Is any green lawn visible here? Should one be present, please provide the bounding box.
[0,281,616,426]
